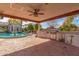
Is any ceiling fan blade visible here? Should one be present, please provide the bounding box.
[34,14,38,17]
[38,13,44,15]
[29,13,38,17]
[29,14,33,16]
[27,10,33,13]
[36,9,40,12]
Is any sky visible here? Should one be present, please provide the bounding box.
[0,17,9,22]
[0,17,35,25]
[72,16,79,27]
[0,16,79,29]
[40,17,67,28]
[40,16,79,29]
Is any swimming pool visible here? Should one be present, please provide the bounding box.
[0,33,28,38]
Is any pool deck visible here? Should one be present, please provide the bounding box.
[0,34,79,56]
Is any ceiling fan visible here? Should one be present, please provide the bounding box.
[27,3,49,17]
[27,8,44,17]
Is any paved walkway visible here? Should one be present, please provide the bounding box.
[0,35,79,56]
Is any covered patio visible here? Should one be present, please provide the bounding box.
[0,3,79,56]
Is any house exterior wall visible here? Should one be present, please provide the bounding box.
[8,25,22,33]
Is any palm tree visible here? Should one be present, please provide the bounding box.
[63,16,74,26]
[27,24,34,32]
[34,24,42,31]
[8,18,22,25]
[8,18,22,33]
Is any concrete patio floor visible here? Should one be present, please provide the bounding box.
[0,35,79,56]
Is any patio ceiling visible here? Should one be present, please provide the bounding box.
[0,3,79,23]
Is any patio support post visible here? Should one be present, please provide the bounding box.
[37,23,40,34]
[33,24,35,32]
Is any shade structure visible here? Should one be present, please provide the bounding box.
[0,3,79,23]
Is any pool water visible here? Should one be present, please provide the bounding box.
[0,33,28,38]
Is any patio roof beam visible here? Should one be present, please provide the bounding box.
[0,13,40,23]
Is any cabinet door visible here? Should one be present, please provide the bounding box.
[65,34,72,44]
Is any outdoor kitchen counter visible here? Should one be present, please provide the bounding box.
[58,31,79,48]
[37,31,79,48]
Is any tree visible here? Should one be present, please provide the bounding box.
[34,24,42,31]
[27,24,34,32]
[59,25,70,31]
[69,24,77,31]
[63,16,74,26]
[8,18,22,25]
[59,16,78,31]
[24,23,42,33]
